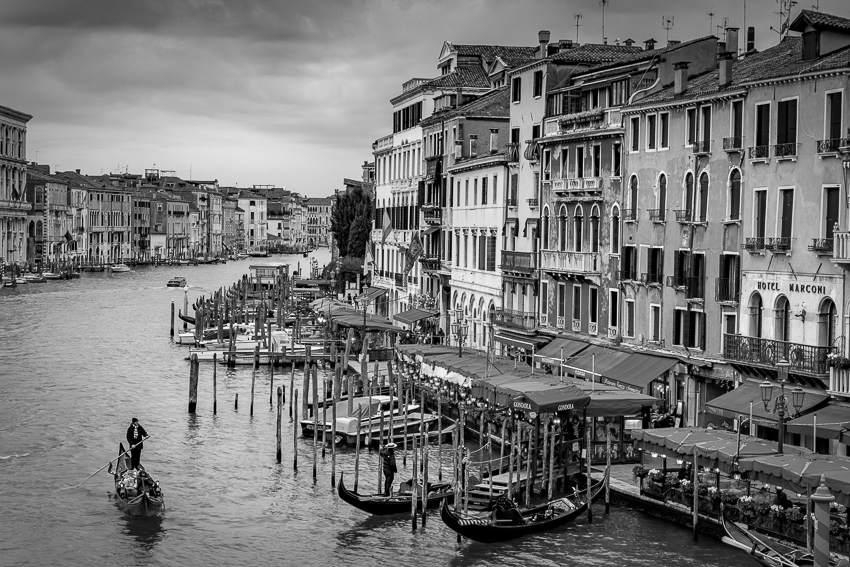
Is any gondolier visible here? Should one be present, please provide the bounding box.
[125,418,148,470]
[380,443,397,496]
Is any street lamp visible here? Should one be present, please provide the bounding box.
[760,358,805,454]
[451,308,468,358]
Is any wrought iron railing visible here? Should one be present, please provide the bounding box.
[748,145,770,160]
[492,308,537,331]
[723,334,833,375]
[817,138,847,154]
[423,210,442,224]
[773,142,799,159]
[642,271,663,285]
[622,208,638,222]
[506,199,518,207]
[524,140,539,161]
[648,209,665,222]
[765,237,792,253]
[715,278,740,303]
[674,209,693,223]
[723,137,743,152]
[618,268,637,281]
[527,199,539,208]
[808,239,833,254]
[500,250,537,272]
[743,237,766,252]
[505,143,520,163]
[693,140,711,155]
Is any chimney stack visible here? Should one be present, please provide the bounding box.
[644,38,657,51]
[668,40,681,48]
[674,61,690,95]
[719,52,733,87]
[538,30,551,59]
[76,169,80,174]
[726,27,740,55]
[624,38,635,47]
[746,27,755,52]
[558,39,574,53]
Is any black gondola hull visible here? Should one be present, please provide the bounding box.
[337,472,453,516]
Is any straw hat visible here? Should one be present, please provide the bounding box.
[385,443,397,450]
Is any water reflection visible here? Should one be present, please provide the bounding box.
[121,513,165,551]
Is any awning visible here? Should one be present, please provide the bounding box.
[494,330,549,352]
[423,226,439,235]
[357,286,387,301]
[533,337,590,365]
[393,307,439,326]
[563,377,659,416]
[512,384,591,414]
[601,352,679,393]
[561,345,632,382]
[786,403,850,440]
[704,380,829,424]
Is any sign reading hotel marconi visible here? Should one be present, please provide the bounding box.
[756,281,830,294]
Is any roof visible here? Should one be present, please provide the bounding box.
[420,86,510,126]
[303,197,332,204]
[55,171,99,189]
[549,43,643,64]
[422,66,491,89]
[704,379,829,424]
[447,44,537,65]
[576,35,716,76]
[27,170,67,184]
[790,9,850,33]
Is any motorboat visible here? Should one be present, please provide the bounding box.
[24,274,46,283]
[42,272,62,280]
[166,276,188,288]
[110,264,131,273]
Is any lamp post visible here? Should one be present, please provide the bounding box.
[760,359,805,454]
[451,308,468,358]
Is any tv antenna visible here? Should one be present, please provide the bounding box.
[771,0,797,36]
[661,15,674,42]
[599,0,609,45]
[574,13,583,42]
[716,17,729,40]
[708,12,715,35]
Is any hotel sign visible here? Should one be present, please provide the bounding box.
[756,281,829,295]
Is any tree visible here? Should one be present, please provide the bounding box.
[330,187,372,260]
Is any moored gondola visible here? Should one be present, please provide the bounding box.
[337,471,453,516]
[440,469,608,543]
[112,443,165,517]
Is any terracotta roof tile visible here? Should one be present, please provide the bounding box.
[791,9,850,33]
[449,44,537,64]
[423,66,491,89]
[549,43,643,64]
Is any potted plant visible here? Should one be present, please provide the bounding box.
[632,465,648,482]
[648,468,666,483]
[737,495,756,516]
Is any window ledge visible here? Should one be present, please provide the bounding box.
[776,156,797,163]
[750,158,770,164]
[651,220,666,225]
[721,219,741,226]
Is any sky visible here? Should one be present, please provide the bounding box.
[1,0,848,197]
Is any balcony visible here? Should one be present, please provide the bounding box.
[692,140,711,156]
[817,138,848,155]
[618,268,637,282]
[540,250,600,275]
[773,142,799,160]
[527,199,539,208]
[622,208,638,223]
[492,308,537,332]
[829,366,850,397]
[394,273,406,289]
[743,237,766,253]
[647,209,665,222]
[642,271,663,285]
[748,145,770,162]
[723,333,833,376]
[506,198,518,208]
[808,238,833,255]
[715,278,740,304]
[674,209,692,223]
[723,137,743,152]
[666,275,704,299]
[500,250,537,273]
[552,179,567,194]
[764,237,792,254]
[505,143,520,163]
[419,254,441,271]
[833,231,850,265]
[524,140,539,162]
[423,209,442,224]
[583,177,601,190]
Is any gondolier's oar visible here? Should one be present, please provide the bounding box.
[60,436,152,490]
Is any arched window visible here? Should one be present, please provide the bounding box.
[774,295,791,343]
[542,206,550,249]
[611,204,620,253]
[573,205,584,252]
[657,174,667,220]
[684,172,694,217]
[698,172,709,222]
[729,169,741,221]
[590,205,600,252]
[749,292,763,338]
[558,205,568,251]
[818,298,837,348]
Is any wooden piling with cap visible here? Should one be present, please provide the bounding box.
[188,353,199,413]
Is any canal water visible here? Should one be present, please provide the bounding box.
[0,251,758,567]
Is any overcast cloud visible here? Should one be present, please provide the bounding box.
[1,0,847,196]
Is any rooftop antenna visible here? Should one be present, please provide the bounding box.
[661,15,674,42]
[708,11,715,35]
[771,0,797,37]
[599,0,609,44]
[574,13,582,42]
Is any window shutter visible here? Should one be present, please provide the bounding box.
[673,311,681,346]
[700,313,707,350]
[479,235,486,270]
[787,100,797,144]
[487,236,496,271]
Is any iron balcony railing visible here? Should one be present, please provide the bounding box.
[743,237,766,252]
[765,237,793,254]
[723,333,833,376]
[423,209,442,224]
[394,273,405,288]
[748,145,770,160]
[642,271,663,285]
[527,199,539,208]
[492,308,537,331]
[723,136,743,152]
[618,268,637,281]
[622,208,638,222]
[809,239,833,255]
[506,199,518,207]
[500,250,537,272]
[693,140,711,155]
[540,250,600,274]
[665,275,704,299]
[715,278,740,303]
[817,138,848,154]
[505,143,520,163]
[674,209,693,223]
[773,142,799,159]
[648,209,666,222]
[524,140,539,162]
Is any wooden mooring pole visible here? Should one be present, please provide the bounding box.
[276,386,283,463]
[293,389,299,470]
[170,300,175,337]
[250,344,258,416]
[188,354,199,413]
[312,362,319,483]
[213,353,217,414]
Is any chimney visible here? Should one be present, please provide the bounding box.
[726,27,740,55]
[624,38,635,47]
[746,27,755,52]
[668,40,681,48]
[455,87,462,109]
[674,61,690,95]
[558,39,574,53]
[719,52,733,87]
[538,30,551,59]
[644,38,656,51]
[75,169,80,174]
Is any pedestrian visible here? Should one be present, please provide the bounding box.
[380,443,398,496]
[125,417,149,470]
[775,486,792,509]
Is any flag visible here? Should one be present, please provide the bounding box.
[403,231,423,279]
[381,209,393,244]
[363,244,373,275]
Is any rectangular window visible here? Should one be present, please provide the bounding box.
[456,234,461,264]
[542,149,551,181]
[541,281,548,315]
[622,245,637,280]
[493,175,498,203]
[533,70,543,98]
[825,186,840,240]
[647,114,657,150]
[511,127,520,144]
[779,188,794,239]
[609,289,619,328]
[647,248,663,284]
[560,148,569,178]
[612,142,621,177]
[755,103,771,147]
[650,304,661,341]
[482,177,488,205]
[826,92,843,140]
[686,108,697,146]
[700,106,712,145]
[473,178,478,205]
[624,299,635,338]
[511,76,522,103]
[731,100,743,140]
[486,236,496,271]
[558,283,566,318]
[630,116,640,152]
[463,234,468,267]
[754,189,767,239]
[469,135,478,156]
[532,124,541,140]
[576,146,585,178]
[572,286,581,321]
[660,112,669,149]
[465,179,469,206]
[592,145,601,177]
[589,287,598,328]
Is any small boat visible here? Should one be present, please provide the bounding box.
[14,277,28,285]
[440,470,608,543]
[111,443,164,517]
[42,272,62,280]
[166,276,188,288]
[337,471,454,516]
[110,264,131,273]
[69,271,81,279]
[719,504,829,566]
[300,396,433,446]
[24,274,46,283]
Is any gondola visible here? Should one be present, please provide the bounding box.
[178,310,195,325]
[111,443,165,517]
[440,469,608,543]
[337,472,453,516]
[719,504,836,567]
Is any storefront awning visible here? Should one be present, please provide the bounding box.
[561,345,632,382]
[393,307,439,326]
[786,403,850,440]
[422,226,439,235]
[357,286,387,302]
[704,380,829,424]
[494,331,549,352]
[601,352,679,393]
[512,384,591,414]
[533,337,590,365]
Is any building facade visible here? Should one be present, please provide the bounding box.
[0,104,32,269]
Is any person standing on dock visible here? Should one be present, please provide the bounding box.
[126,418,148,470]
[380,443,397,496]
